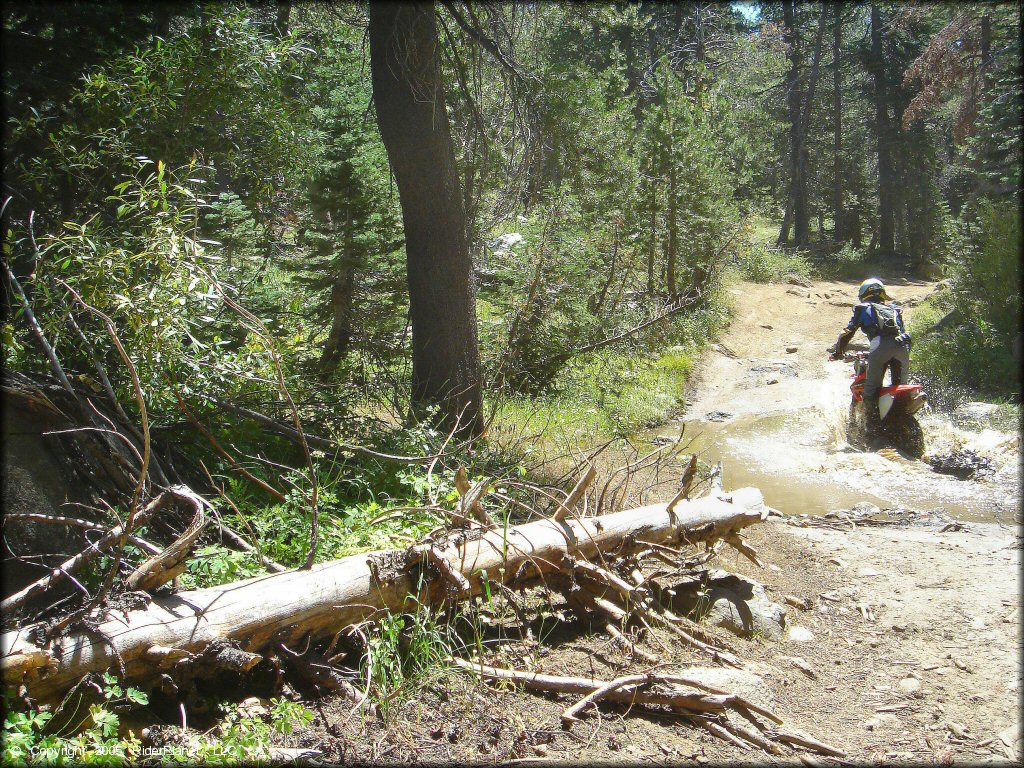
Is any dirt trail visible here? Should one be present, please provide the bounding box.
[671,276,1020,522]
[672,276,1023,764]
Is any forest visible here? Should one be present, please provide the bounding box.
[2,2,1021,764]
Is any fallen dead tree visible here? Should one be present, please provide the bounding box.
[2,485,767,703]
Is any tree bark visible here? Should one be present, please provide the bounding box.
[369,2,484,437]
[795,9,826,247]
[275,1,291,36]
[2,488,769,702]
[318,202,356,377]
[647,180,657,297]
[319,266,355,377]
[666,145,680,303]
[870,4,895,256]
[778,1,801,246]
[832,3,844,240]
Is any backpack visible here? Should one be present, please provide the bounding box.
[871,303,902,337]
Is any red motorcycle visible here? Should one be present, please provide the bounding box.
[836,351,927,457]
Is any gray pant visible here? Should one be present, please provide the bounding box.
[864,335,911,401]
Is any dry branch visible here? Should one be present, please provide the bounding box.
[126,495,208,591]
[1,486,203,614]
[450,659,839,756]
[553,463,596,521]
[452,658,730,715]
[2,513,161,556]
[454,466,495,528]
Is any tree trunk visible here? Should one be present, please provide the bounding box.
[794,9,826,247]
[980,13,991,81]
[647,181,657,297]
[666,152,680,303]
[832,3,844,240]
[778,200,792,246]
[2,488,769,702]
[318,267,355,377]
[369,2,484,437]
[778,1,800,246]
[275,2,291,36]
[870,4,895,256]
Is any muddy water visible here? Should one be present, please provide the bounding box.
[652,407,1021,524]
[666,279,1022,525]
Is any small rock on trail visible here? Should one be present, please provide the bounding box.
[669,570,788,641]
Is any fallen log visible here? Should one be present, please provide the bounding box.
[2,487,767,702]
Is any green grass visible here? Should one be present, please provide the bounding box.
[487,303,727,453]
[730,241,812,283]
[729,213,813,283]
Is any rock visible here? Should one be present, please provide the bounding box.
[785,345,798,353]
[927,448,995,480]
[670,570,788,641]
[946,721,968,739]
[786,273,813,288]
[767,377,780,385]
[269,747,324,763]
[783,594,812,611]
[851,501,882,517]
[864,712,901,732]
[786,287,810,297]
[996,721,1022,760]
[3,410,92,594]
[782,655,817,678]
[899,677,921,695]
[238,696,270,718]
[705,410,733,422]
[827,557,847,568]
[490,232,524,253]
[760,323,773,329]
[788,625,813,642]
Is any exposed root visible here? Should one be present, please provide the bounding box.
[451,657,841,757]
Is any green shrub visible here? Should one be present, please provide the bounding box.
[911,201,1021,401]
[2,673,313,765]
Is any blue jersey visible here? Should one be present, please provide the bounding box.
[845,301,905,340]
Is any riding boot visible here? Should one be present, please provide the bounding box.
[864,395,884,449]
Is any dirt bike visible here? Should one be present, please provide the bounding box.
[831,351,927,458]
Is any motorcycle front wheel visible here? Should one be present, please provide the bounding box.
[883,405,926,459]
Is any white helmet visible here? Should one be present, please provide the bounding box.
[858,278,888,302]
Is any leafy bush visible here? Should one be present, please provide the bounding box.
[2,673,313,766]
[910,202,1021,400]
[816,241,872,279]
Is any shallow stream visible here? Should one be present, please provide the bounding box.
[652,406,1020,524]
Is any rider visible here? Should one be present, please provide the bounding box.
[828,278,912,447]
